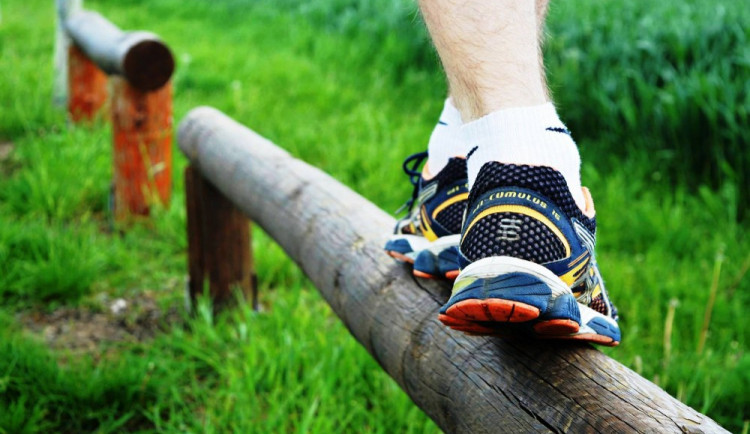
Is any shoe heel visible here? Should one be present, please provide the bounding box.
[442,272,554,323]
[413,244,460,280]
[437,246,459,279]
[413,250,439,278]
[533,293,581,335]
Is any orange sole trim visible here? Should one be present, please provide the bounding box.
[445,299,540,323]
[440,314,581,338]
[386,251,414,264]
[438,314,502,335]
[444,270,459,280]
[548,334,619,347]
[533,319,580,335]
[413,270,436,279]
[438,313,615,346]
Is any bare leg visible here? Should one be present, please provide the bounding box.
[420,0,585,207]
[427,0,552,175]
[536,0,551,101]
[421,0,548,121]
[411,0,621,347]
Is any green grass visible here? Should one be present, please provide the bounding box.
[0,0,748,432]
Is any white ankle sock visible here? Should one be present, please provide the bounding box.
[462,103,585,209]
[426,98,467,176]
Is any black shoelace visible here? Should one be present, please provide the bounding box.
[395,151,428,214]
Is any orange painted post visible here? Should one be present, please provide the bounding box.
[67,44,108,122]
[110,77,172,221]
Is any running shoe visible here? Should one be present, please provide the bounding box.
[384,152,468,279]
[438,162,621,346]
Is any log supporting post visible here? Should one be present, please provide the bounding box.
[185,165,255,311]
[111,77,172,221]
[177,106,728,433]
[67,44,108,122]
[56,6,176,222]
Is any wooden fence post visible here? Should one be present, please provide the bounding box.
[110,77,172,221]
[185,165,255,311]
[67,44,108,122]
[59,9,176,222]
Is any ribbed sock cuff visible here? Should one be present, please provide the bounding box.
[462,103,585,208]
[426,98,468,176]
[440,97,462,125]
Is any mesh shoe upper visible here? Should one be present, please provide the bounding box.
[467,162,596,234]
[385,153,469,279]
[459,161,617,321]
[394,156,468,240]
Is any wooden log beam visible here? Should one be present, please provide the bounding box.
[177,106,727,433]
[64,10,174,91]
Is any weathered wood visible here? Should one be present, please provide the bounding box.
[64,10,174,91]
[111,77,172,221]
[68,44,108,122]
[177,106,728,434]
[53,0,83,107]
[185,165,254,310]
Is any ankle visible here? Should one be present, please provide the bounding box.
[461,103,585,209]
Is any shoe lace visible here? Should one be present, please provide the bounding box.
[395,151,428,214]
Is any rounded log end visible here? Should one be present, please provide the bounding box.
[177,106,222,158]
[122,38,175,91]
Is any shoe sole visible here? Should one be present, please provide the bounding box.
[445,298,541,323]
[385,234,460,280]
[440,315,618,346]
[440,304,620,347]
[545,334,619,347]
[439,256,581,333]
[438,314,578,336]
[547,304,621,346]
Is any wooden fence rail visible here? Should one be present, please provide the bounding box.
[178,106,726,433]
[64,10,174,92]
[55,0,174,222]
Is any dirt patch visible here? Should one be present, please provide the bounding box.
[0,141,13,161]
[0,140,20,176]
[20,290,185,356]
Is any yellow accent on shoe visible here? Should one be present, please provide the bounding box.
[431,192,469,220]
[568,251,589,268]
[559,256,590,286]
[462,205,571,257]
[591,283,602,299]
[420,206,439,242]
[451,277,476,296]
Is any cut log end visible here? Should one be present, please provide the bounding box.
[122,38,174,91]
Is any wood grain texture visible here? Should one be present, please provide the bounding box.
[177,106,727,434]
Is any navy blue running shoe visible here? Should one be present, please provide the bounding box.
[438,162,620,346]
[385,152,468,279]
